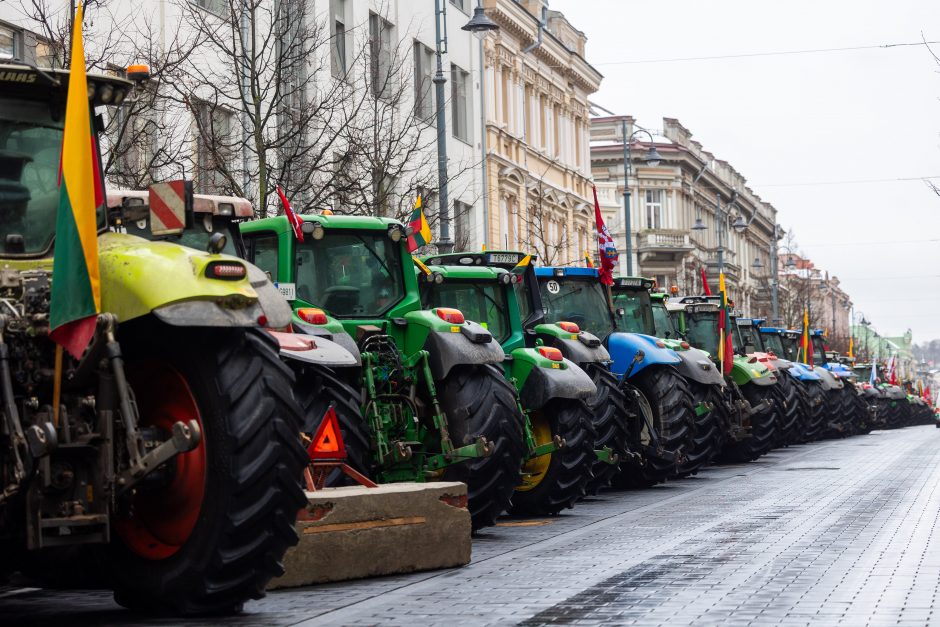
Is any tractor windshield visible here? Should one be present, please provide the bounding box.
[651,300,679,339]
[0,98,67,256]
[780,334,800,361]
[855,365,873,381]
[812,336,829,364]
[761,332,786,355]
[421,280,510,343]
[683,309,720,357]
[295,230,404,318]
[737,322,763,353]
[611,288,653,335]
[125,215,240,257]
[539,277,615,340]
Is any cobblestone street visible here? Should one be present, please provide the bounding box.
[3,425,940,626]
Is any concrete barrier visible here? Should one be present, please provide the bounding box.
[268,481,471,589]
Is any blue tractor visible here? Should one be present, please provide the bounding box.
[534,267,696,486]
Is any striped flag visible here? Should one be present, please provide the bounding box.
[800,308,813,366]
[49,2,101,359]
[276,185,304,242]
[870,351,878,386]
[406,195,431,252]
[592,186,618,286]
[717,272,733,376]
[584,251,595,268]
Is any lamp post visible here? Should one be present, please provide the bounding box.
[619,121,662,275]
[461,2,498,249]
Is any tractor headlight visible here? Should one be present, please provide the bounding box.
[433,272,444,284]
[99,84,114,104]
[388,224,405,242]
[301,220,325,240]
[499,273,512,285]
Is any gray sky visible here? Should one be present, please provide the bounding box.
[554,0,940,342]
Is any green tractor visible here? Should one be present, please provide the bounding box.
[668,297,780,461]
[240,216,527,530]
[421,252,633,492]
[418,253,600,515]
[611,283,723,475]
[0,66,307,614]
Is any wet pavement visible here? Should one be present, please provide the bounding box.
[2,425,939,626]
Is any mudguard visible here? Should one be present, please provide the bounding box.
[422,319,504,379]
[267,330,359,367]
[672,347,725,387]
[813,367,844,391]
[606,332,681,380]
[293,321,362,366]
[99,232,287,326]
[535,324,611,366]
[731,357,777,387]
[511,352,596,410]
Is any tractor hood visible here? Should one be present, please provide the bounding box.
[99,232,289,327]
[607,331,681,380]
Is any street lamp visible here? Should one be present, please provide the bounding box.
[615,123,662,275]
[433,1,499,253]
[752,256,763,270]
[461,1,499,248]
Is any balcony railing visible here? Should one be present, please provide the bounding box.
[636,229,695,253]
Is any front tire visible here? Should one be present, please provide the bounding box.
[771,373,802,447]
[676,383,722,476]
[110,326,307,615]
[438,365,526,531]
[582,364,630,494]
[511,400,596,516]
[720,383,776,462]
[631,366,695,482]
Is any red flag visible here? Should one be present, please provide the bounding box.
[276,185,304,242]
[700,267,712,296]
[592,186,618,286]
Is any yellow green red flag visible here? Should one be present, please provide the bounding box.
[49,2,102,359]
[406,195,432,252]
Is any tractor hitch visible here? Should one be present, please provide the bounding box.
[116,419,202,494]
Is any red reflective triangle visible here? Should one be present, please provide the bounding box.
[307,406,347,461]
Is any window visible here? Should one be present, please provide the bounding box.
[0,24,18,60]
[413,41,435,122]
[449,0,468,13]
[193,101,234,194]
[192,0,226,16]
[369,12,393,98]
[247,234,280,283]
[645,189,663,229]
[422,280,511,343]
[451,63,470,142]
[331,0,348,77]
[454,199,472,250]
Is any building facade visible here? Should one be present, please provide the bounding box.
[478,0,601,264]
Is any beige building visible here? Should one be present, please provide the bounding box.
[591,116,779,317]
[479,0,601,264]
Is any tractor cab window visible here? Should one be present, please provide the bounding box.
[612,289,653,335]
[651,300,678,339]
[812,336,828,364]
[539,277,615,340]
[295,231,404,317]
[422,280,510,343]
[683,309,719,358]
[246,233,279,281]
[780,334,800,361]
[737,322,763,353]
[761,332,786,355]
[0,98,67,256]
[513,274,534,324]
[855,365,873,381]
[731,320,747,354]
[126,214,239,257]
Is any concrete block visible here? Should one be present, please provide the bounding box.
[269,481,471,589]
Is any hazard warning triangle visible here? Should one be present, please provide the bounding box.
[307,405,347,461]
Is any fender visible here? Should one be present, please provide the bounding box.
[420,318,504,379]
[509,349,596,410]
[606,332,681,380]
[813,367,844,391]
[534,323,611,366]
[671,347,725,387]
[730,357,777,387]
[267,330,359,368]
[98,232,290,326]
[293,320,362,366]
[782,360,823,382]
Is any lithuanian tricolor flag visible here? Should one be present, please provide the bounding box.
[405,195,431,253]
[49,2,102,359]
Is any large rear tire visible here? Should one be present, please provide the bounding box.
[801,382,828,441]
[439,364,526,531]
[582,364,630,494]
[720,383,776,462]
[510,400,596,516]
[631,366,695,483]
[676,383,722,476]
[293,364,371,485]
[110,327,307,615]
[771,373,802,447]
[821,388,849,438]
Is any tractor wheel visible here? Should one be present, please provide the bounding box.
[801,382,828,441]
[294,364,371,485]
[897,402,913,427]
[719,383,776,462]
[676,383,722,476]
[109,327,307,615]
[771,374,802,447]
[630,366,695,483]
[438,364,526,531]
[822,389,849,438]
[849,391,873,435]
[510,400,597,516]
[582,364,631,494]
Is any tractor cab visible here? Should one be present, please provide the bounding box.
[610,276,656,335]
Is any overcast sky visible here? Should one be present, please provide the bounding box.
[554,0,940,342]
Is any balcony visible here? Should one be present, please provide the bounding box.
[704,248,741,283]
[636,229,695,264]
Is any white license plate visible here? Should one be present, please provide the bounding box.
[489,253,519,264]
[275,282,296,300]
